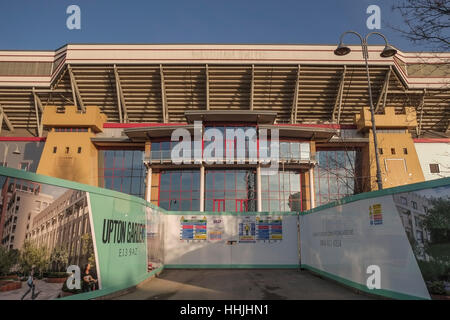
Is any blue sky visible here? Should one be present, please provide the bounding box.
[0,0,437,51]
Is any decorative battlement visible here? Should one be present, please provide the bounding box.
[41,105,107,133]
[355,107,417,132]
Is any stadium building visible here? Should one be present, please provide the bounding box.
[0,44,448,215]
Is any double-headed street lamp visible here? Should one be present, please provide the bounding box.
[334,31,397,191]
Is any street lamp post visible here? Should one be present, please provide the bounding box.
[334,31,397,190]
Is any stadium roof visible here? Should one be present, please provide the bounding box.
[0,44,448,137]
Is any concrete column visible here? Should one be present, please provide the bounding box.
[256,165,262,212]
[145,166,152,203]
[199,165,205,212]
[309,166,315,209]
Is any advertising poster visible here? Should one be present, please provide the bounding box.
[393,185,450,299]
[180,216,207,241]
[300,193,431,300]
[88,192,148,292]
[207,216,224,242]
[238,216,256,243]
[256,216,283,242]
[0,174,98,299]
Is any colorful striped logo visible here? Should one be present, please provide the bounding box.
[369,204,383,225]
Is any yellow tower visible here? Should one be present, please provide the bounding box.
[355,107,425,190]
[37,106,107,186]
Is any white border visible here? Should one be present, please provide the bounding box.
[86,192,102,290]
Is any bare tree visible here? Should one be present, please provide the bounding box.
[391,0,450,50]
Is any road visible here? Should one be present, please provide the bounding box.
[115,269,373,300]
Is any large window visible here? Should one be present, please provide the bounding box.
[279,142,310,161]
[205,170,256,212]
[158,170,200,211]
[99,150,145,198]
[261,171,301,212]
[314,149,361,206]
[151,140,196,163]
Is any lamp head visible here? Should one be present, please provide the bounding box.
[380,44,397,57]
[334,42,351,56]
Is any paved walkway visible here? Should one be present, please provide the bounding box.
[0,280,62,300]
[115,269,374,300]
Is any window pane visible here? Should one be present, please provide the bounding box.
[262,200,269,211]
[181,172,192,190]
[132,151,142,168]
[105,151,115,168]
[225,200,234,212]
[291,143,300,159]
[113,177,122,192]
[205,200,213,211]
[131,178,141,195]
[180,200,191,211]
[225,172,235,190]
[159,191,170,201]
[280,142,289,159]
[124,151,134,169]
[171,172,181,191]
[290,173,300,191]
[104,177,112,189]
[191,200,200,211]
[235,171,247,190]
[269,174,279,190]
[160,173,171,191]
[270,200,280,212]
[192,172,200,191]
[122,177,131,194]
[225,191,236,199]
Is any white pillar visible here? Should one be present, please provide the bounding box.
[309,166,315,209]
[200,165,205,212]
[145,166,152,203]
[256,166,262,212]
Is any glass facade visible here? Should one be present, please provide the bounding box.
[151,133,311,164]
[205,170,256,212]
[314,149,361,207]
[99,150,146,198]
[158,170,200,211]
[204,126,256,161]
[261,171,301,211]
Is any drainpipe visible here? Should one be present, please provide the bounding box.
[256,165,262,212]
[200,165,205,212]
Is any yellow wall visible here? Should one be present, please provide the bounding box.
[41,105,106,132]
[37,131,99,186]
[37,106,107,186]
[151,172,160,206]
[367,130,425,190]
[356,107,425,190]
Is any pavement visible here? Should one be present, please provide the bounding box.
[0,280,62,300]
[115,269,374,300]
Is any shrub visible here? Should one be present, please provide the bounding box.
[427,281,446,295]
[0,247,19,276]
[418,260,447,282]
[19,241,50,277]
